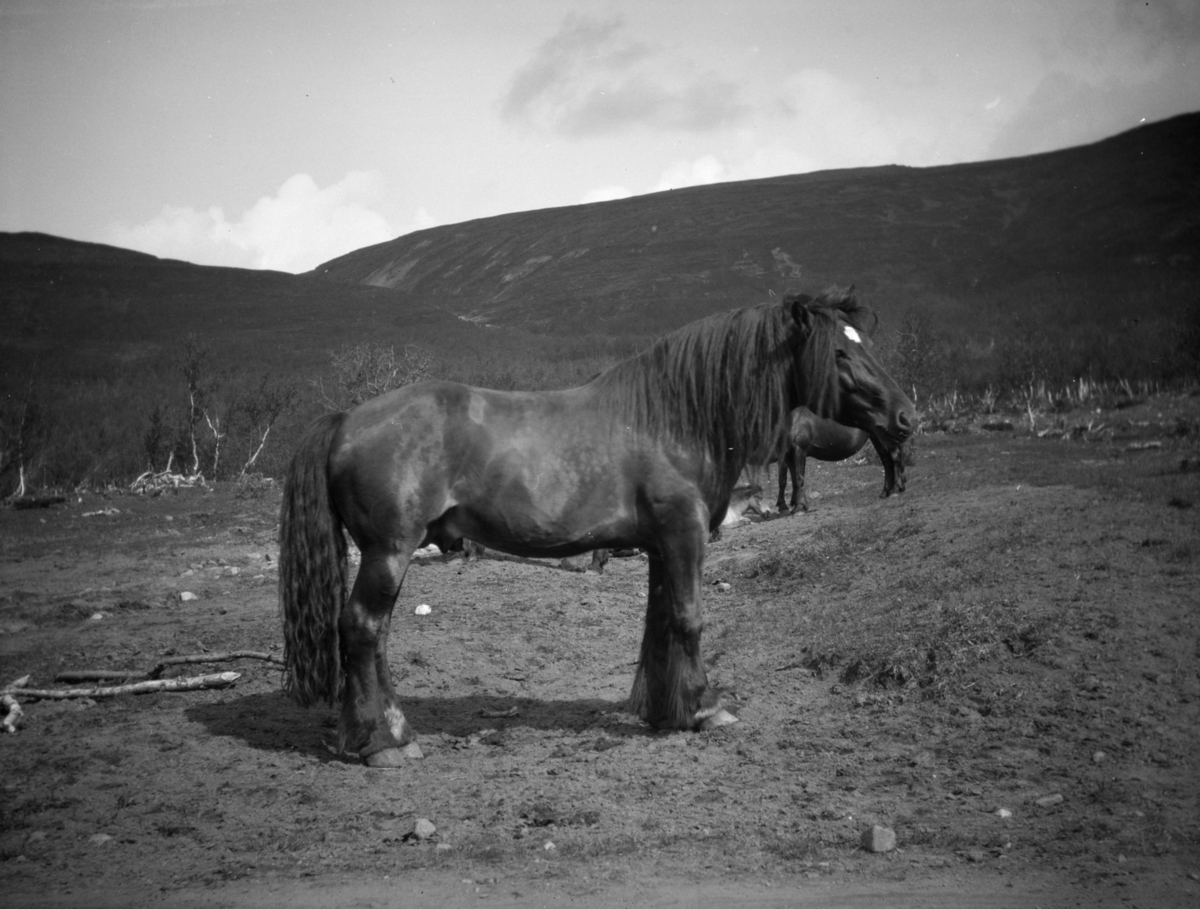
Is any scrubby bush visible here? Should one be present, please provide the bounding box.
[873,274,1198,419]
[312,341,436,410]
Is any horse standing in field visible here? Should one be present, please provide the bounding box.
[774,407,907,513]
[278,287,916,767]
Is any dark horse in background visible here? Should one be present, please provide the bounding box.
[774,406,908,514]
[278,287,916,767]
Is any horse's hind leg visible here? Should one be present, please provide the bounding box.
[339,546,422,766]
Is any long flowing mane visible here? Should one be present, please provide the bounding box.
[589,287,869,485]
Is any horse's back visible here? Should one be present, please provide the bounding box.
[331,380,573,482]
[326,380,691,558]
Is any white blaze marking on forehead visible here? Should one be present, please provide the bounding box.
[843,325,862,344]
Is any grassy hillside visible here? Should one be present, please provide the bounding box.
[0,232,473,374]
[312,112,1200,336]
[1,113,1197,491]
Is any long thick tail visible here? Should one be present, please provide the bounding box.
[278,412,348,706]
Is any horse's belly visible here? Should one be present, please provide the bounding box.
[463,494,637,556]
[449,456,639,556]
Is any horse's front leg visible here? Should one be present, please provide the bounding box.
[339,548,423,766]
[793,454,810,512]
[870,435,904,497]
[776,450,793,514]
[893,447,907,494]
[630,502,738,731]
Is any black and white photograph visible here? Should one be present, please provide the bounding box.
[2,2,1197,906]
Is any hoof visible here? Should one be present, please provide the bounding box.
[696,707,739,731]
[364,742,424,766]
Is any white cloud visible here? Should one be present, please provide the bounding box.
[773,70,913,168]
[564,59,1018,214]
[738,68,1000,175]
[108,171,399,273]
[653,155,727,192]
[409,206,437,233]
[580,185,633,204]
[502,13,748,137]
[639,72,952,200]
[982,0,1200,159]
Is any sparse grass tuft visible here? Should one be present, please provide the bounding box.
[815,597,1055,696]
[741,515,1058,697]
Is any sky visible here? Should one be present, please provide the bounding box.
[2,0,1198,274]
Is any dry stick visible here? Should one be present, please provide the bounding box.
[2,672,242,700]
[55,650,283,683]
[1,694,23,733]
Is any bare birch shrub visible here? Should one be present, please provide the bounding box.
[313,342,436,411]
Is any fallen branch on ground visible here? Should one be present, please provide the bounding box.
[54,650,283,683]
[1,655,267,729]
[130,455,206,494]
[2,694,23,733]
[2,671,241,701]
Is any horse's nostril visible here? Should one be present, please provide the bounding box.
[897,411,912,431]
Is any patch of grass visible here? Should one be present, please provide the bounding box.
[740,513,1057,697]
[742,524,871,584]
[235,473,277,499]
[805,593,1054,696]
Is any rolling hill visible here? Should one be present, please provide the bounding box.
[0,232,473,376]
[3,111,1197,374]
[311,111,1200,335]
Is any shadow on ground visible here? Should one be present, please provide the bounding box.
[187,691,636,760]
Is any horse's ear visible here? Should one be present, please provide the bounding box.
[865,307,879,337]
[789,294,815,337]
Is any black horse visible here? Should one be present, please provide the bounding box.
[279,287,915,766]
[775,407,907,513]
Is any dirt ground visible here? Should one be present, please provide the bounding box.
[2,395,1198,908]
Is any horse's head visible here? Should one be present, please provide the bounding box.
[789,287,916,446]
